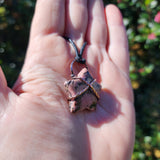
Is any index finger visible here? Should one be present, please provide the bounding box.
[30,0,65,38]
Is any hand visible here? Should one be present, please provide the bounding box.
[0,0,135,160]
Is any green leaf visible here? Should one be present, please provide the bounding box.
[144,64,154,74]
[157,132,160,142]
[134,35,146,42]
[145,0,153,6]
[151,24,160,36]
[0,7,6,16]
[118,3,127,9]
[130,73,138,80]
[144,136,152,143]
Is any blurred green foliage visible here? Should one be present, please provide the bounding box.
[0,0,34,85]
[0,0,160,159]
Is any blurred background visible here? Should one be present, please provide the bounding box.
[0,0,160,159]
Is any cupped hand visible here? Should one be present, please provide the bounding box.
[0,0,135,160]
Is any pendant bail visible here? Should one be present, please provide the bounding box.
[64,37,88,77]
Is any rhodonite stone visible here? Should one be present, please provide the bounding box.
[64,68,101,113]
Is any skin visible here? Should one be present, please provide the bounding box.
[0,0,135,160]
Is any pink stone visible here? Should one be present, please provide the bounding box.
[64,68,101,113]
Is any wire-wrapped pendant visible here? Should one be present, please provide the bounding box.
[64,38,101,113]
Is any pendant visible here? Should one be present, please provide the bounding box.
[64,38,101,113]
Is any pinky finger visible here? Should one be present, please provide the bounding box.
[106,5,130,75]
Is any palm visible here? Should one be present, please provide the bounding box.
[0,0,135,160]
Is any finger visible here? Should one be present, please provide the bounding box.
[0,67,9,110]
[106,5,129,75]
[86,0,107,46]
[30,0,65,38]
[0,67,7,91]
[65,0,88,46]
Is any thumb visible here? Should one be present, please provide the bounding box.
[0,67,14,112]
[0,67,7,90]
